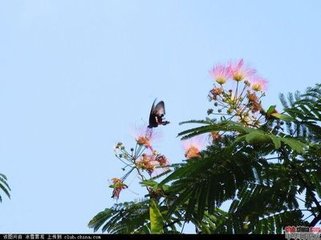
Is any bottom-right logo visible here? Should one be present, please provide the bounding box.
[284,226,321,240]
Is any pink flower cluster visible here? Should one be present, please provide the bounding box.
[134,127,169,174]
[135,153,169,175]
[208,59,269,128]
[209,59,267,92]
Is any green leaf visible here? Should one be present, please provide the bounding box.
[178,120,252,140]
[0,173,10,200]
[266,105,276,115]
[245,131,270,145]
[150,199,164,234]
[141,180,158,189]
[252,210,306,233]
[88,200,150,233]
[270,113,294,122]
[270,135,282,149]
[88,208,113,232]
[280,137,306,153]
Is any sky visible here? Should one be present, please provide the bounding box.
[1,0,321,234]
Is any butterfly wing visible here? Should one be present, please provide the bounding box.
[148,99,158,128]
[153,101,166,116]
[148,99,169,128]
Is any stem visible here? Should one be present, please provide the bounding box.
[134,167,152,195]
[235,83,248,109]
[304,213,315,221]
[115,155,133,167]
[121,166,136,181]
[295,196,306,203]
[264,157,281,161]
[235,81,239,103]
[180,221,186,233]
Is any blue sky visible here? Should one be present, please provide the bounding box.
[0,0,321,234]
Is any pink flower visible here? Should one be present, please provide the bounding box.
[136,135,152,148]
[209,64,231,85]
[155,154,169,167]
[131,124,157,150]
[228,59,256,82]
[110,178,127,199]
[135,154,159,175]
[182,136,206,159]
[185,145,201,159]
[249,76,268,92]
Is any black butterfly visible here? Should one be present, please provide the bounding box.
[148,99,170,128]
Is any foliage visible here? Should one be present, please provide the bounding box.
[0,173,10,202]
[89,60,321,234]
[88,200,150,233]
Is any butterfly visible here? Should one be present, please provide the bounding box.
[148,99,170,128]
